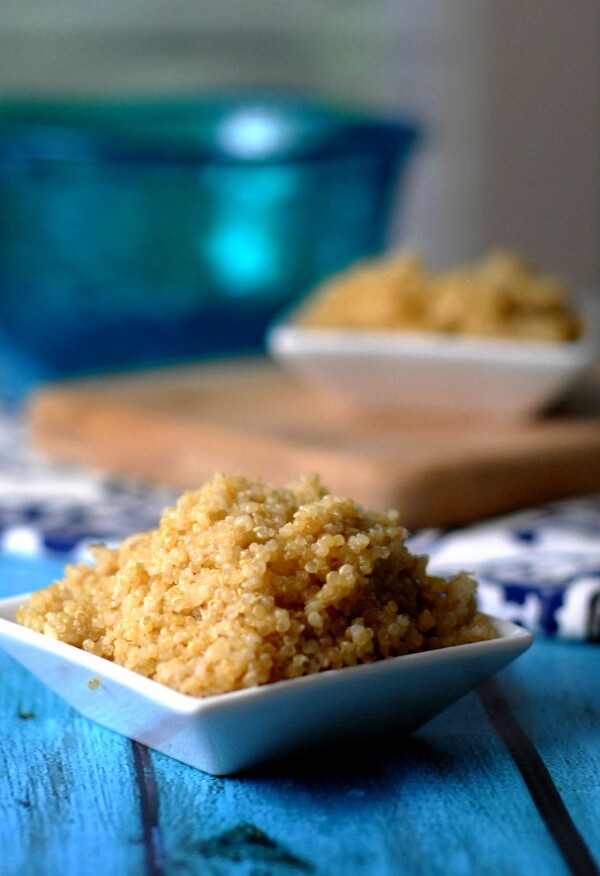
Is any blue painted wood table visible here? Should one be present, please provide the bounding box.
[1,551,599,876]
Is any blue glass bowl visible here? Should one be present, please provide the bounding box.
[0,95,419,397]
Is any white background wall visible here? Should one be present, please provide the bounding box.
[1,0,599,287]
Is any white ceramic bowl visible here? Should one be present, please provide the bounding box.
[0,593,532,775]
[268,300,599,418]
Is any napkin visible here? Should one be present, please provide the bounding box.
[408,498,600,641]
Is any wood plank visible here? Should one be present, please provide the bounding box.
[3,645,594,876]
[0,554,70,600]
[2,637,595,876]
[0,656,145,876]
[148,688,569,875]
[0,558,147,876]
[499,640,600,867]
[28,358,600,529]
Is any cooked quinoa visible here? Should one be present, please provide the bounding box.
[301,250,582,341]
[17,473,495,697]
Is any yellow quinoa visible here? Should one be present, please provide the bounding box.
[301,250,582,341]
[16,473,495,697]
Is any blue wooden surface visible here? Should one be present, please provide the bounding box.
[1,555,599,876]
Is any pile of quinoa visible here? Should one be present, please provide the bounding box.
[17,473,495,697]
[301,250,582,341]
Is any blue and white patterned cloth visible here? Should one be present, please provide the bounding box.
[0,401,177,594]
[0,402,598,641]
[410,499,600,641]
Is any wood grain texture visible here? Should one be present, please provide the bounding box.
[2,641,597,876]
[499,641,600,869]
[0,658,145,876]
[29,358,600,529]
[147,686,570,876]
[1,558,145,876]
[0,554,69,600]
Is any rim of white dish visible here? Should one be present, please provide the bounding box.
[269,322,598,366]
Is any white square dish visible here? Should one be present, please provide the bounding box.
[0,593,532,775]
[267,300,599,418]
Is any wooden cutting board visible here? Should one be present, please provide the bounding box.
[28,357,600,529]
